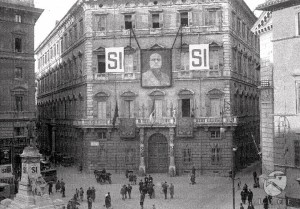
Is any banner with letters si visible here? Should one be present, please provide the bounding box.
[105,47,125,73]
[189,44,209,70]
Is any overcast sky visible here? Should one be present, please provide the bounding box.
[34,0,266,49]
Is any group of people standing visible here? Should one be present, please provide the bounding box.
[49,179,66,198]
[240,184,254,209]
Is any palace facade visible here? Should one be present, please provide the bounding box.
[35,0,260,176]
[0,0,42,179]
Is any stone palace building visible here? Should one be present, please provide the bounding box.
[35,0,260,176]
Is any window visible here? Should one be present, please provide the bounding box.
[237,52,242,73]
[98,15,106,31]
[15,38,22,52]
[205,9,221,26]
[242,22,245,38]
[64,33,68,49]
[210,130,220,139]
[79,19,84,36]
[152,13,160,28]
[180,12,188,26]
[97,131,106,139]
[183,148,192,163]
[209,49,220,70]
[232,48,237,72]
[237,18,241,35]
[15,96,23,111]
[124,100,134,118]
[232,12,236,30]
[210,98,220,117]
[154,99,163,118]
[97,101,106,119]
[125,15,133,29]
[14,127,24,136]
[181,99,191,117]
[15,14,22,23]
[69,28,73,45]
[73,24,77,40]
[211,143,221,164]
[295,140,300,167]
[97,55,105,73]
[125,53,134,73]
[180,52,189,70]
[15,67,22,79]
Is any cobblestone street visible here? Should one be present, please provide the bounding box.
[47,162,283,209]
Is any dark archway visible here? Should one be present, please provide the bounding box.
[148,133,168,173]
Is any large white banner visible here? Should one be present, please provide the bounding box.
[105,47,124,73]
[0,164,13,178]
[189,44,209,70]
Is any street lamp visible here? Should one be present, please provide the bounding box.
[232,147,238,209]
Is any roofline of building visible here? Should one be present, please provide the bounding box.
[35,0,81,53]
[236,0,258,22]
[0,1,43,17]
[256,0,300,11]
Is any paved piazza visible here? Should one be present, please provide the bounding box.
[49,163,279,209]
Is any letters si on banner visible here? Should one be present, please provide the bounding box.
[189,44,209,70]
[105,47,124,73]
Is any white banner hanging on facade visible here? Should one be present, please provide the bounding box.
[105,47,124,73]
[189,44,209,70]
[0,164,13,178]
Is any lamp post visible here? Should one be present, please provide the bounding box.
[232,147,237,209]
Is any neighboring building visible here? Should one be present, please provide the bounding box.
[0,0,43,181]
[35,0,260,176]
[252,10,273,174]
[257,0,300,208]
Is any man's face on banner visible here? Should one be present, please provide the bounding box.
[149,53,162,69]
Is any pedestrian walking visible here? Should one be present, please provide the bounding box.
[120,185,126,200]
[139,180,143,194]
[169,183,174,199]
[79,187,84,202]
[241,190,246,204]
[91,187,95,202]
[124,185,128,199]
[240,203,244,209]
[87,197,93,209]
[149,175,153,183]
[87,187,91,200]
[61,184,66,198]
[127,184,132,199]
[192,166,196,176]
[162,181,168,199]
[237,178,241,190]
[105,194,111,209]
[140,193,145,209]
[263,196,269,209]
[247,189,253,205]
[190,173,196,185]
[48,181,53,195]
[267,195,272,205]
[55,180,61,192]
[253,171,257,184]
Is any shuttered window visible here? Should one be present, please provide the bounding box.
[97,101,106,119]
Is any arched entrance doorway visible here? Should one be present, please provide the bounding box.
[148,133,168,173]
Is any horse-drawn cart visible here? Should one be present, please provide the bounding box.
[94,170,111,184]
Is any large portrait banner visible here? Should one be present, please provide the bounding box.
[141,49,172,88]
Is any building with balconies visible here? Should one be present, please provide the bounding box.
[0,0,43,179]
[35,0,260,176]
[257,0,300,207]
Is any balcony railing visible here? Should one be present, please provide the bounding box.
[0,111,36,120]
[71,116,238,127]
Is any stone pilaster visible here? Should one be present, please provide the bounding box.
[139,128,146,176]
[169,127,176,176]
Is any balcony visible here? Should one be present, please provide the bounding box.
[71,116,238,128]
[259,80,273,88]
[0,111,36,120]
[93,72,140,81]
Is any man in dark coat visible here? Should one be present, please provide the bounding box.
[263,196,269,209]
[241,190,246,204]
[149,175,153,183]
[162,182,168,199]
[144,176,149,186]
[87,197,93,209]
[192,166,196,176]
[139,180,144,194]
[127,184,132,199]
[91,187,95,202]
[140,192,145,209]
[48,182,53,195]
[61,184,66,198]
[247,189,253,205]
[105,194,111,209]
[87,187,91,200]
[253,171,257,184]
